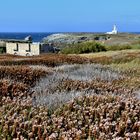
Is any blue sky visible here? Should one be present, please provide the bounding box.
[0,0,140,32]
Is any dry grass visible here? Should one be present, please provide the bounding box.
[0,54,92,66]
[78,49,140,58]
[0,66,49,87]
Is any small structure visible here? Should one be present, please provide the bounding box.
[0,36,55,56]
[6,40,40,56]
[24,35,32,42]
[106,25,118,35]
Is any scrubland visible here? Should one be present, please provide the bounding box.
[0,50,140,139]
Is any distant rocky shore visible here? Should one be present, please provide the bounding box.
[43,33,140,48]
[43,33,110,47]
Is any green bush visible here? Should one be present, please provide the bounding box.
[131,44,140,49]
[105,45,132,51]
[61,42,107,54]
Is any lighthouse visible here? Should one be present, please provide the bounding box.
[106,25,118,34]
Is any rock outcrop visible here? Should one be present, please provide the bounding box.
[43,33,89,46]
[43,33,140,48]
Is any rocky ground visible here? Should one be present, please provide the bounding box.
[43,33,140,48]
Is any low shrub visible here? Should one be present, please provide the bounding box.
[61,42,107,54]
[0,80,29,99]
[0,66,48,86]
[105,44,132,51]
[0,54,92,66]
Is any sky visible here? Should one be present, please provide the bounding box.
[0,0,140,32]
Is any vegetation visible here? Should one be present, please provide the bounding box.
[105,44,132,51]
[61,41,107,54]
[0,50,139,139]
[61,39,140,54]
[0,66,49,86]
[0,54,91,66]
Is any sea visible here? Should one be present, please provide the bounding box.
[0,32,53,42]
[0,32,140,42]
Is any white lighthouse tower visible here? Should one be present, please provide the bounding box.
[106,25,118,34]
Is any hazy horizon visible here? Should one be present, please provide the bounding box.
[0,31,140,33]
[1,0,140,32]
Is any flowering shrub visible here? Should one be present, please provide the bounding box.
[0,94,139,139]
[0,52,139,139]
[0,66,49,86]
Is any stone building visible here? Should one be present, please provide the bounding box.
[0,37,55,56]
